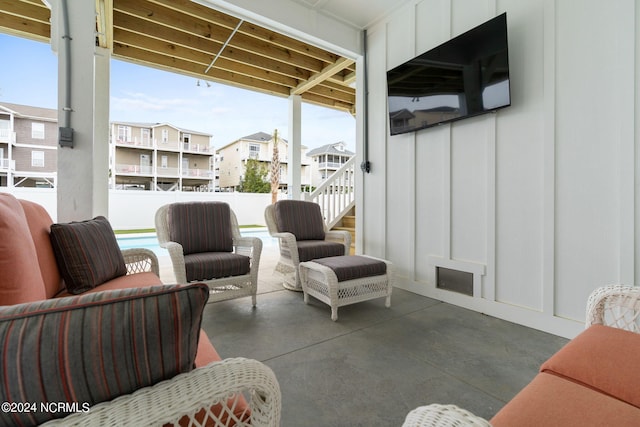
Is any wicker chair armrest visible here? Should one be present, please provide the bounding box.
[121,248,159,276]
[161,241,188,284]
[402,404,492,427]
[234,236,263,264]
[325,230,351,252]
[586,285,640,332]
[44,357,281,427]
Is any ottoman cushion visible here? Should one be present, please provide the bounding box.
[313,255,387,282]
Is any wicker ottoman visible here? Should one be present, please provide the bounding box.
[298,255,393,321]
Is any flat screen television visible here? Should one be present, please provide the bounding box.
[387,13,511,135]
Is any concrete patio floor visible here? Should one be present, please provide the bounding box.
[158,238,569,426]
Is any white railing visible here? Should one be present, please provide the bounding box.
[304,156,355,229]
[0,129,16,143]
[115,164,153,175]
[182,168,213,178]
[0,158,15,170]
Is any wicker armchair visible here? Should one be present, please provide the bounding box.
[264,200,351,291]
[121,247,160,276]
[402,284,640,427]
[155,201,262,305]
[43,357,281,427]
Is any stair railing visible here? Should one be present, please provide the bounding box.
[303,156,356,229]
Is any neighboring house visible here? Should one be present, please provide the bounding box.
[0,102,58,188]
[110,122,214,191]
[216,131,312,192]
[306,142,354,187]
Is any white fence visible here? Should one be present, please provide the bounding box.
[2,188,274,230]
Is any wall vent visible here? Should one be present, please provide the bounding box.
[436,267,473,296]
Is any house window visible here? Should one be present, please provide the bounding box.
[141,128,151,144]
[162,129,169,144]
[117,125,131,142]
[161,155,168,168]
[31,151,45,167]
[31,123,45,139]
[249,143,260,159]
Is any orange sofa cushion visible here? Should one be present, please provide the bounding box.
[541,324,640,409]
[19,199,64,298]
[491,372,640,427]
[55,272,163,298]
[0,193,46,304]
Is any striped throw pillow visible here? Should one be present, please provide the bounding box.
[50,216,127,294]
[0,284,209,426]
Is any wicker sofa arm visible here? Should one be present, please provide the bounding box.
[42,357,281,427]
[121,247,159,276]
[402,404,491,427]
[586,284,640,332]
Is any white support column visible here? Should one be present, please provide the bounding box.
[51,0,110,221]
[288,94,302,199]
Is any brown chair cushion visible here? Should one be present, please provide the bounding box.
[50,216,127,294]
[313,255,387,282]
[296,240,346,262]
[273,200,325,241]
[184,252,251,281]
[168,202,233,255]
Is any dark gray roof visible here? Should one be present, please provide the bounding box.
[306,142,354,157]
[240,131,273,142]
[0,102,58,121]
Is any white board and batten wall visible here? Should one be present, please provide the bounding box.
[362,0,639,339]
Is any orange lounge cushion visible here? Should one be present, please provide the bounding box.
[19,199,64,298]
[55,272,163,297]
[541,324,640,409]
[491,372,640,427]
[0,193,46,304]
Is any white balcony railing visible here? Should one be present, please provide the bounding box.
[156,167,180,177]
[183,143,212,153]
[115,137,153,148]
[115,164,153,175]
[0,158,15,170]
[0,129,16,144]
[182,168,213,178]
[304,156,356,229]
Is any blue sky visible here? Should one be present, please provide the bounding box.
[0,33,355,151]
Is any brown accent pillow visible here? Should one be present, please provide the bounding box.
[50,216,127,294]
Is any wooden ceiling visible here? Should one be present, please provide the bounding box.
[0,0,357,113]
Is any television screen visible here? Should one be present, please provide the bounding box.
[387,13,510,135]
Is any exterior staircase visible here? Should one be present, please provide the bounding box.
[303,156,356,254]
[332,211,355,255]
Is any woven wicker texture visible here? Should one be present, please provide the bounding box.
[402,404,492,427]
[299,255,393,321]
[156,203,262,305]
[122,248,159,276]
[264,202,350,291]
[42,358,281,427]
[586,285,640,332]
